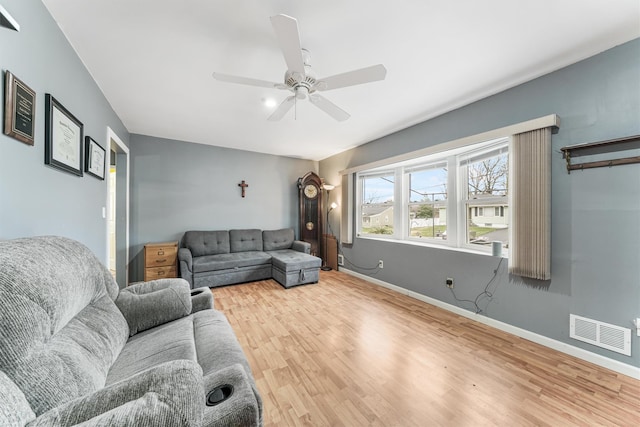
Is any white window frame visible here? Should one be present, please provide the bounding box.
[357,170,398,239]
[356,137,510,255]
[405,159,451,245]
[458,140,510,252]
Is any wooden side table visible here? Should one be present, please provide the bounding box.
[144,241,178,281]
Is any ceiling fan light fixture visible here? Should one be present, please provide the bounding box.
[295,86,309,100]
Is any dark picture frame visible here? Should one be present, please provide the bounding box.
[3,71,36,145]
[45,94,83,176]
[85,136,106,180]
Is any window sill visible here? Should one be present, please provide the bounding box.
[355,234,508,259]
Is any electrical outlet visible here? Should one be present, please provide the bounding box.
[378,260,384,269]
[337,254,344,266]
[445,278,454,288]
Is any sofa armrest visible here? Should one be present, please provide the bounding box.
[27,360,204,427]
[291,240,311,254]
[190,287,214,313]
[115,278,192,336]
[178,247,194,288]
[202,364,262,427]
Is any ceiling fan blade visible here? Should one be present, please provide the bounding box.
[270,14,305,76]
[316,64,387,91]
[309,94,350,121]
[268,96,296,121]
[213,72,287,90]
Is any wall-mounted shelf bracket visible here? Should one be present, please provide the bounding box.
[560,135,640,174]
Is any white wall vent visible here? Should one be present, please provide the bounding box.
[570,314,631,356]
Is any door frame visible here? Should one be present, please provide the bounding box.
[106,126,130,286]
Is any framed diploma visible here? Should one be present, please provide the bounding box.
[85,136,106,180]
[45,94,83,176]
[3,71,36,145]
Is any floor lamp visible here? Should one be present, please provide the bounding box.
[321,184,335,271]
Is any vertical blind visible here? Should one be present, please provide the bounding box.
[510,128,552,280]
[340,173,354,244]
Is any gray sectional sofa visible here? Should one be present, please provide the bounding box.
[179,228,321,289]
[0,236,262,427]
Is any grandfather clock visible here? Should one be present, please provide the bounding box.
[297,172,324,257]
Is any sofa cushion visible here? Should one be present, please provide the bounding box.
[229,229,263,252]
[106,316,197,385]
[183,230,230,257]
[269,249,322,271]
[262,228,295,251]
[193,252,272,273]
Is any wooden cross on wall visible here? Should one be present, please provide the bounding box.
[238,180,248,198]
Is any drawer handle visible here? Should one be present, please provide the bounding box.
[156,259,167,263]
[157,271,166,276]
[157,250,165,255]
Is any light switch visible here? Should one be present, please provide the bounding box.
[102,207,106,219]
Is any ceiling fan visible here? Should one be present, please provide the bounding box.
[213,14,387,121]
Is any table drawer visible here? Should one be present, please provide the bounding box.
[145,244,178,267]
[144,265,177,281]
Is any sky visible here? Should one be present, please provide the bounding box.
[362,167,448,204]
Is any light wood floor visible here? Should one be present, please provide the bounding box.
[212,270,640,426]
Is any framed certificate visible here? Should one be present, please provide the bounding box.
[85,136,106,180]
[45,94,83,176]
[3,71,36,145]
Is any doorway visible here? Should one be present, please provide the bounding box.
[108,154,116,277]
[106,127,129,288]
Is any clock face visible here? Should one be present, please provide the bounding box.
[305,221,314,231]
[304,184,318,199]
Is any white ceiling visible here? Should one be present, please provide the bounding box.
[41,0,640,161]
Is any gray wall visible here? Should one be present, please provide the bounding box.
[319,39,640,368]
[129,134,316,282]
[0,0,129,262]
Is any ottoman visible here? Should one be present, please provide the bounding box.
[269,250,321,288]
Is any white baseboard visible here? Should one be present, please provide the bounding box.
[340,268,640,380]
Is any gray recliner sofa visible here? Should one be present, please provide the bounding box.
[0,236,262,427]
[179,228,321,289]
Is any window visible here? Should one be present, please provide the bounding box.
[357,138,509,254]
[359,172,395,235]
[461,144,509,250]
[406,162,447,241]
